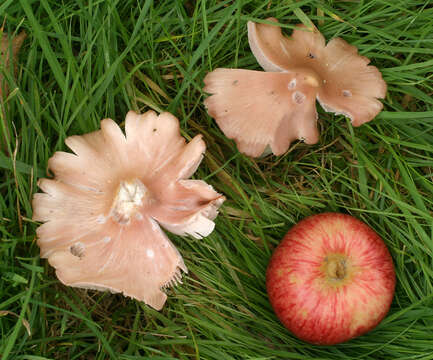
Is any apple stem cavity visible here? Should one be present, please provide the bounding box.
[324,255,347,281]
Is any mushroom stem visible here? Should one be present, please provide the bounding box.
[290,67,321,88]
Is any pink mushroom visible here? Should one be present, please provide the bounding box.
[32,110,225,310]
[204,18,386,157]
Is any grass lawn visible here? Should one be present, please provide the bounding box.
[2,0,433,358]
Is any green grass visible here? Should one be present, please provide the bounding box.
[1,0,433,358]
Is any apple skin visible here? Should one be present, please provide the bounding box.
[266,213,395,345]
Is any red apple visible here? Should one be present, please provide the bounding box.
[266,213,395,345]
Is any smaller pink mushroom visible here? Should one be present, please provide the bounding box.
[32,110,225,310]
[204,18,387,157]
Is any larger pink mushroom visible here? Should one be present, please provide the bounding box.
[204,18,386,157]
[32,110,225,310]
